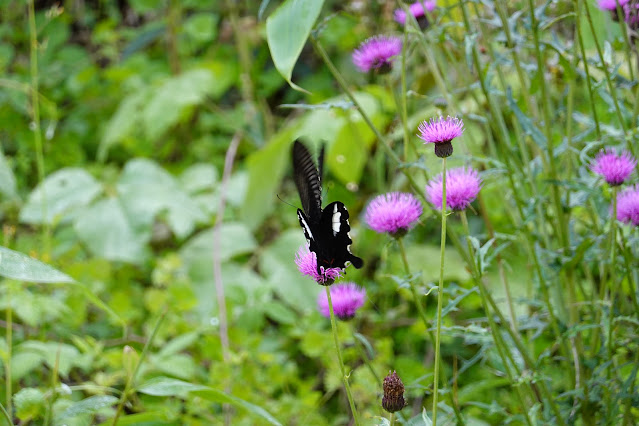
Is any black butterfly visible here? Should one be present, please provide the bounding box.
[292,140,364,275]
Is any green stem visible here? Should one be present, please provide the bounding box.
[0,402,11,426]
[5,287,11,419]
[111,309,167,426]
[27,0,50,259]
[432,157,447,426]
[606,188,618,379]
[389,412,395,426]
[326,286,361,426]
[397,238,430,332]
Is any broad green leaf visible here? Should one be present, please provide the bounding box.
[241,124,301,229]
[0,147,17,199]
[184,13,219,43]
[180,223,257,267]
[143,69,215,141]
[102,411,173,425]
[0,246,74,283]
[13,388,45,422]
[137,377,209,396]
[259,229,316,309]
[19,168,102,225]
[266,0,325,92]
[262,301,297,325]
[179,163,218,194]
[60,395,118,419]
[74,197,148,264]
[99,89,150,160]
[117,158,206,238]
[17,341,89,377]
[194,389,282,426]
[157,331,200,357]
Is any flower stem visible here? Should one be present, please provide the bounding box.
[5,286,12,419]
[432,156,447,426]
[606,187,618,380]
[389,412,395,426]
[326,286,360,426]
[397,237,430,331]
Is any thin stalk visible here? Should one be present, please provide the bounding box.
[5,288,11,419]
[581,0,638,162]
[0,402,11,426]
[432,157,447,426]
[573,0,602,138]
[618,227,639,317]
[389,412,395,426]
[606,187,618,379]
[111,310,168,426]
[28,0,50,259]
[400,15,412,162]
[326,287,361,426]
[353,330,381,385]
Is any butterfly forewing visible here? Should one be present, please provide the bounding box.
[292,141,323,223]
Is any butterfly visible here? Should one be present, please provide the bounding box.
[292,140,364,275]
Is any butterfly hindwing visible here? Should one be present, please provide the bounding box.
[317,202,364,270]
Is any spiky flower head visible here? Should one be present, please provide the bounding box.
[426,167,481,211]
[394,1,436,28]
[417,116,464,158]
[382,371,406,413]
[295,244,343,286]
[597,0,629,10]
[317,283,366,320]
[591,149,636,186]
[352,35,403,74]
[364,192,422,238]
[617,184,639,225]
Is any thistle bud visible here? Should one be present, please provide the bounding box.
[382,370,405,413]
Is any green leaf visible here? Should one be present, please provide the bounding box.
[0,246,74,283]
[60,395,118,419]
[117,158,206,238]
[0,147,17,199]
[143,69,215,141]
[100,89,150,160]
[266,0,325,91]
[241,124,301,229]
[184,13,219,43]
[263,301,297,325]
[19,168,102,225]
[194,389,282,426]
[74,197,148,264]
[137,377,210,396]
[180,223,257,265]
[179,163,218,195]
[13,388,45,422]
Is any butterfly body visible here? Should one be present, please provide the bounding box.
[292,141,363,274]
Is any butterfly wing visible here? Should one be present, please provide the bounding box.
[316,201,364,270]
[292,141,323,224]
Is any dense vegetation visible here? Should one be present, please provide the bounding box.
[1,0,638,424]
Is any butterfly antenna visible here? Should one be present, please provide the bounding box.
[276,193,299,209]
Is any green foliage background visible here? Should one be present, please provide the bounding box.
[0,0,638,425]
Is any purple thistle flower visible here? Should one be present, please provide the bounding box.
[590,149,636,186]
[624,1,639,28]
[365,192,422,237]
[426,167,481,211]
[417,116,464,158]
[317,283,366,320]
[598,0,629,10]
[295,244,343,285]
[617,184,639,225]
[394,1,436,26]
[352,35,403,74]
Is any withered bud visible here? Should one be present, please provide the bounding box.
[382,370,406,413]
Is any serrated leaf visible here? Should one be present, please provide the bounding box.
[60,395,118,419]
[0,246,74,283]
[19,168,102,225]
[266,0,325,92]
[13,388,45,422]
